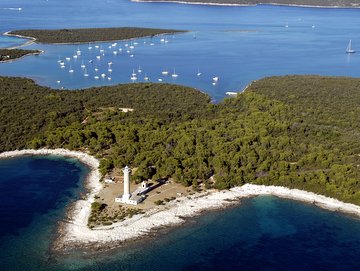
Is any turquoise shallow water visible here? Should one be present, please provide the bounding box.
[0,2,360,100]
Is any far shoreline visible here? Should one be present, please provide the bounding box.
[131,0,360,9]
[1,148,360,253]
[3,27,186,48]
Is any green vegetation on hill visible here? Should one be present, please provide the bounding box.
[0,49,41,62]
[1,75,360,204]
[8,27,186,44]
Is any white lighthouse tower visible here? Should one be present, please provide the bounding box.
[115,165,145,205]
[122,165,131,200]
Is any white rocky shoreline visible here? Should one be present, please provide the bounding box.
[1,148,360,252]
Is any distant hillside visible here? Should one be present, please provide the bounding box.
[135,0,360,7]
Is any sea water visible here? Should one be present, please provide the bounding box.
[0,156,89,270]
[0,156,359,271]
[0,2,360,100]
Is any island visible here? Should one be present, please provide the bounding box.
[1,75,360,251]
[6,27,186,44]
[0,48,41,62]
[132,0,360,8]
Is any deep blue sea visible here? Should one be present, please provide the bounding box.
[1,1,360,270]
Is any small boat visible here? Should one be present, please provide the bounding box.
[84,68,89,77]
[95,45,100,49]
[69,68,74,73]
[56,80,61,84]
[108,68,113,73]
[158,78,163,82]
[212,76,219,82]
[107,77,112,81]
[130,54,134,58]
[81,61,86,69]
[130,76,137,81]
[144,74,149,81]
[346,40,356,54]
[132,69,137,77]
[94,75,99,80]
[197,68,202,76]
[171,68,178,78]
[113,51,118,55]
[161,69,169,75]
[101,73,106,78]
[88,43,93,50]
[96,55,101,60]
[76,48,81,55]
[138,66,142,73]
[65,57,71,61]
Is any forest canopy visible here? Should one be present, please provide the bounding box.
[1,75,360,204]
[0,49,41,62]
[8,27,186,44]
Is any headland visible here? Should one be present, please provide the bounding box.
[2,75,360,251]
[6,27,186,45]
[0,48,41,62]
[2,148,360,252]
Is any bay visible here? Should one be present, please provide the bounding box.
[0,2,359,100]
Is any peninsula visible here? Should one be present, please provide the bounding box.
[2,75,360,250]
[0,48,41,62]
[6,27,186,44]
[132,0,360,8]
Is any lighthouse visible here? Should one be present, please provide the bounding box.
[122,166,131,200]
[115,165,145,205]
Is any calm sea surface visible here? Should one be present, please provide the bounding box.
[1,1,360,270]
[0,1,360,100]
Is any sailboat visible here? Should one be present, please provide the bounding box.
[171,68,178,78]
[346,40,356,54]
